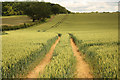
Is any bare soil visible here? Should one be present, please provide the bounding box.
[26,37,60,78]
[70,38,93,78]
[49,16,55,22]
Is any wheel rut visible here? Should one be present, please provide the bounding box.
[26,37,60,78]
[70,38,93,78]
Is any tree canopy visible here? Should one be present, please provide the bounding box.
[2,2,71,22]
[2,2,23,16]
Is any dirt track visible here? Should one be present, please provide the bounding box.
[70,38,93,78]
[26,37,60,78]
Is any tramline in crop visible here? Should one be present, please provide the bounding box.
[70,31,118,78]
[2,32,58,78]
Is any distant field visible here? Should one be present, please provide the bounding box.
[2,13,118,78]
[24,14,66,31]
[1,15,32,26]
[48,13,118,31]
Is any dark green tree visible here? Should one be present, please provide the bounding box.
[21,2,51,22]
[51,4,61,15]
[36,2,51,21]
[2,2,23,16]
[2,2,70,20]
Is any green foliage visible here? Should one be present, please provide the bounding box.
[2,2,69,22]
[2,21,42,31]
[2,2,23,16]
[0,31,8,35]
[40,34,76,78]
[51,4,68,15]
[51,5,60,15]
[20,2,51,22]
[67,10,71,14]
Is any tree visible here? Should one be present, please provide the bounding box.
[36,2,51,20]
[2,2,70,21]
[96,11,99,13]
[67,10,71,14]
[21,2,51,22]
[2,2,24,16]
[20,2,36,22]
[51,4,61,15]
[51,4,68,15]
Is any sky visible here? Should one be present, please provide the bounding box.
[1,0,120,12]
[44,0,119,12]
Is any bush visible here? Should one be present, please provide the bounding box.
[2,21,42,31]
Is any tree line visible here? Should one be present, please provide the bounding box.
[2,2,23,16]
[2,2,71,22]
